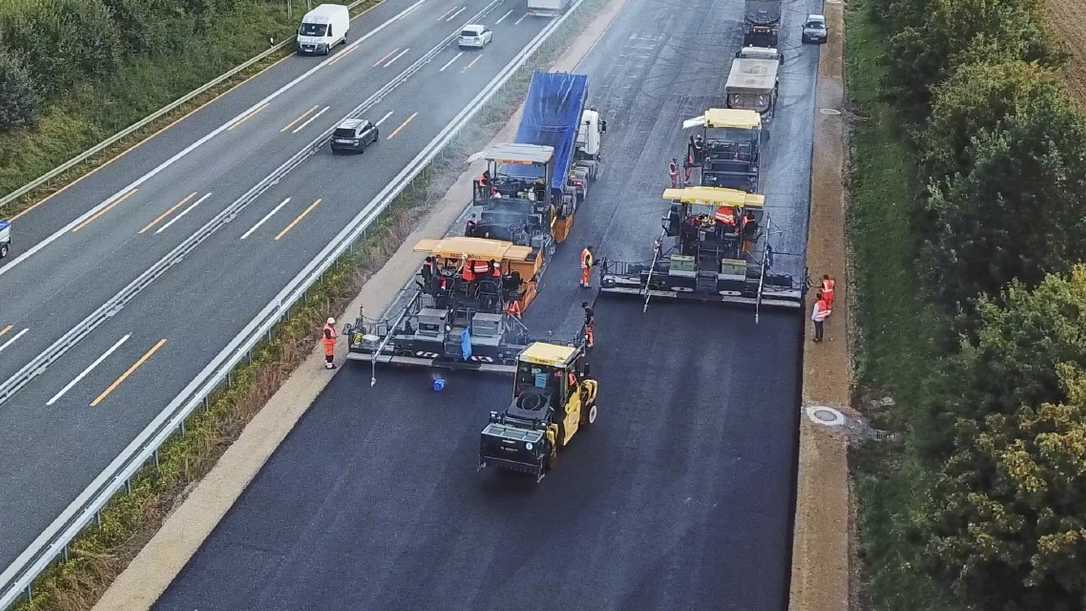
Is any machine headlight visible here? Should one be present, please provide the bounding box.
[525,442,533,451]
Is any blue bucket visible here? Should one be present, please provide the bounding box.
[432,376,446,392]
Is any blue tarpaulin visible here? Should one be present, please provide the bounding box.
[460,328,472,361]
[507,71,589,196]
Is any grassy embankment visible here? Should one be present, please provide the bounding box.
[12,1,607,609]
[845,1,959,609]
[0,0,374,216]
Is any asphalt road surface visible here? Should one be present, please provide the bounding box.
[159,0,820,608]
[0,0,561,576]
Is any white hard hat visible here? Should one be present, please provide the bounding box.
[327,317,335,325]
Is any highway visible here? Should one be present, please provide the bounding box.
[158,0,820,607]
[0,0,566,577]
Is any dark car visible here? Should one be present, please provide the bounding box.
[330,119,379,154]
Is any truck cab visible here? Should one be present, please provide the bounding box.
[479,341,598,483]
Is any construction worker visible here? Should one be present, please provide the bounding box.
[580,245,594,288]
[821,274,836,308]
[322,317,337,369]
[668,158,679,188]
[582,301,595,348]
[740,211,758,255]
[811,292,831,343]
[465,214,478,237]
[489,259,502,278]
[506,297,522,319]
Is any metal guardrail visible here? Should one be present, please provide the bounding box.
[0,0,370,214]
[0,0,590,607]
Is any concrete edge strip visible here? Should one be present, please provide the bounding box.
[95,1,628,608]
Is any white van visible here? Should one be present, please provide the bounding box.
[297,4,350,55]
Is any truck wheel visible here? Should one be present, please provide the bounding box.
[587,403,597,425]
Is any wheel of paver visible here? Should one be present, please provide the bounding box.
[587,403,598,425]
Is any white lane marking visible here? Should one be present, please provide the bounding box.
[514,12,528,25]
[437,5,458,20]
[326,45,358,66]
[439,51,464,72]
[445,6,467,21]
[0,328,28,354]
[240,197,291,240]
[226,103,268,131]
[46,334,131,406]
[154,192,212,235]
[374,111,394,127]
[462,54,483,72]
[291,106,331,134]
[0,0,430,280]
[383,47,411,67]
[281,105,319,132]
[495,8,513,23]
[372,47,400,67]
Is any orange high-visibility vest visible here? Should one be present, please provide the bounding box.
[581,248,593,269]
[506,299,522,319]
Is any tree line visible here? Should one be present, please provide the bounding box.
[0,0,285,130]
[868,0,1086,608]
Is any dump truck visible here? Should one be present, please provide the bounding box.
[527,0,570,17]
[725,47,782,121]
[479,339,598,483]
[684,108,763,193]
[599,186,804,316]
[743,0,781,48]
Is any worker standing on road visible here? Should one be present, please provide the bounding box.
[811,292,831,343]
[821,274,836,308]
[582,301,595,348]
[322,317,337,369]
[580,245,595,288]
[668,158,679,188]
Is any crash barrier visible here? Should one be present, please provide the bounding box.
[0,1,593,608]
[0,0,374,214]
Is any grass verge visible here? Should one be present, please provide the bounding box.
[11,1,607,609]
[0,0,379,219]
[844,1,958,609]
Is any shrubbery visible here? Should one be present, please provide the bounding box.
[856,0,1086,608]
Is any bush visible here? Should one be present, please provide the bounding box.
[0,47,39,129]
[0,0,122,97]
[922,267,1086,609]
[923,93,1086,307]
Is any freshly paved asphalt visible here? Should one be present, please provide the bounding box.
[159,0,819,608]
[0,0,558,575]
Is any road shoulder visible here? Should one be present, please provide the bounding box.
[92,1,628,608]
[788,2,853,610]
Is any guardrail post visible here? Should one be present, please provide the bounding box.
[179,420,186,435]
[125,479,131,494]
[154,449,160,468]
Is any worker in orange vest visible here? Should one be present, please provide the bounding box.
[582,301,595,348]
[506,298,522,319]
[821,274,836,308]
[322,317,337,369]
[580,245,594,288]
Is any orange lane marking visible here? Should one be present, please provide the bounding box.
[71,188,138,233]
[281,105,319,133]
[0,325,12,338]
[274,198,321,241]
[386,112,418,140]
[138,192,197,234]
[90,338,167,407]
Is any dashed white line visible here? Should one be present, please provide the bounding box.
[373,48,400,67]
[46,334,131,406]
[154,192,212,235]
[437,6,458,20]
[240,197,292,240]
[439,52,464,72]
[495,8,514,24]
[383,47,411,68]
[374,111,394,127]
[0,328,28,354]
[292,105,331,134]
[445,6,467,21]
[462,54,483,72]
[514,12,528,25]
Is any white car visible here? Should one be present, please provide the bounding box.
[458,25,493,49]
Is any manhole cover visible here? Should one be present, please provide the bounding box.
[819,108,842,115]
[805,405,845,427]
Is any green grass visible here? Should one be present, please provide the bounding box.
[0,0,372,214]
[845,1,959,609]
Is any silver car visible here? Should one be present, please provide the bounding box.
[458,24,493,49]
[802,14,828,44]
